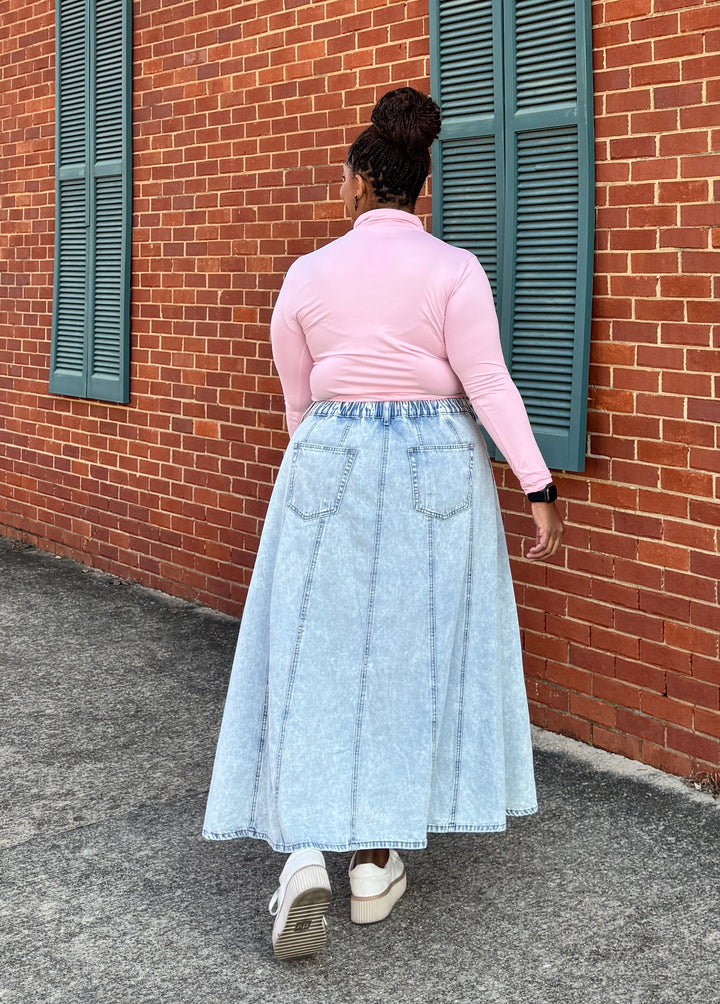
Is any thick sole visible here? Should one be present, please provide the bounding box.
[350,868,407,924]
[273,867,332,961]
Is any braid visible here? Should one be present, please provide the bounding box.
[347,88,441,209]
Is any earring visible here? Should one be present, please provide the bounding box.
[353,195,358,211]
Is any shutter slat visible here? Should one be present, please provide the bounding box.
[54,180,87,373]
[91,176,123,379]
[58,0,85,167]
[508,126,580,432]
[438,138,499,298]
[95,0,125,162]
[437,0,495,117]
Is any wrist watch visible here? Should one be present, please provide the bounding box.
[526,483,558,503]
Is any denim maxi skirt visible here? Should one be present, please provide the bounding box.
[202,399,537,853]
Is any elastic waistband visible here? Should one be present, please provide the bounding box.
[307,398,473,421]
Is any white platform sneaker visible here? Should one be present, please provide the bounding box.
[348,849,407,924]
[269,849,332,960]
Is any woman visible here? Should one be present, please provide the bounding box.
[203,87,564,961]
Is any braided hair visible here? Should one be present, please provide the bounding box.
[347,88,441,209]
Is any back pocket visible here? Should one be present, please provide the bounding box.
[287,443,358,520]
[407,444,473,519]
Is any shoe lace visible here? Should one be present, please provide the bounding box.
[268,887,281,916]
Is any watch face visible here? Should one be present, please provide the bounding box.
[529,485,557,502]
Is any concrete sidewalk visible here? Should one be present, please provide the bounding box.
[1,536,718,1004]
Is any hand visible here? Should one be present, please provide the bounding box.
[526,501,565,561]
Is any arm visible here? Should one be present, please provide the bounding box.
[444,254,564,559]
[443,254,551,493]
[270,271,313,437]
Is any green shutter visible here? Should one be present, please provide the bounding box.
[430,0,504,298]
[51,0,88,397]
[51,0,132,404]
[500,0,594,470]
[430,0,594,473]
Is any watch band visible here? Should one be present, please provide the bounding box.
[526,484,558,503]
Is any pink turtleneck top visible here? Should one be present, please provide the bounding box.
[270,208,552,494]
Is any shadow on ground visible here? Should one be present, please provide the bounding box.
[1,538,718,1004]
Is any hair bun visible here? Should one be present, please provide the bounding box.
[370,87,441,156]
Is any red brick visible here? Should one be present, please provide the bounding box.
[631,61,681,88]
[641,743,692,779]
[658,468,714,498]
[593,675,642,710]
[666,674,720,710]
[606,40,653,69]
[605,0,652,23]
[686,398,720,424]
[665,622,719,658]
[635,298,685,322]
[630,12,679,40]
[688,500,720,527]
[679,6,720,32]
[546,661,593,694]
[610,318,659,343]
[523,631,570,664]
[612,460,663,488]
[570,693,618,728]
[527,679,569,712]
[608,182,658,207]
[615,657,666,694]
[681,202,720,228]
[660,323,713,347]
[654,82,704,109]
[690,655,720,686]
[639,638,692,675]
[544,710,593,745]
[657,178,708,203]
[590,625,640,660]
[640,691,694,729]
[654,32,704,62]
[568,643,615,679]
[628,204,679,228]
[616,708,666,744]
[666,726,719,764]
[694,709,720,740]
[636,439,688,467]
[591,726,642,761]
[610,413,660,440]
[665,570,717,604]
[545,567,593,598]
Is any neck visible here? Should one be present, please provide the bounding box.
[372,202,415,214]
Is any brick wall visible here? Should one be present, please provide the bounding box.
[0,0,718,778]
[511,0,720,777]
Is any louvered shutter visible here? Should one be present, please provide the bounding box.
[500,0,594,470]
[430,0,594,473]
[430,0,505,298]
[51,0,88,397]
[50,0,132,404]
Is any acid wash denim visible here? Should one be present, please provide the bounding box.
[203,400,537,853]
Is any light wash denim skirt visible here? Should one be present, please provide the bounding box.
[203,399,537,852]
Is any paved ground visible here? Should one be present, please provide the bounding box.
[1,536,719,1004]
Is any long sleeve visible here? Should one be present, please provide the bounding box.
[444,254,551,494]
[267,210,552,493]
[270,269,314,436]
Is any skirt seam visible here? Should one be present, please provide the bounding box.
[202,808,538,852]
